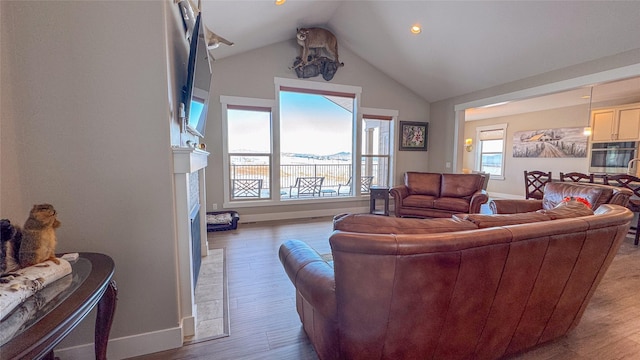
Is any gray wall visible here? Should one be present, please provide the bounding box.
[1,0,183,357]
[462,104,591,197]
[205,40,430,216]
[429,49,640,193]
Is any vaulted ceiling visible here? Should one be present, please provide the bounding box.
[200,1,640,104]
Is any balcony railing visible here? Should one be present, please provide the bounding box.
[229,163,386,199]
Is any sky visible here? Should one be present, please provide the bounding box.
[227,91,353,156]
[279,91,352,155]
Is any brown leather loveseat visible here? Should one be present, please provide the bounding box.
[390,172,487,218]
[279,201,632,359]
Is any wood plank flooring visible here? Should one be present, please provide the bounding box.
[128,216,640,360]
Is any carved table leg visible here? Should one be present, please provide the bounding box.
[95,280,117,360]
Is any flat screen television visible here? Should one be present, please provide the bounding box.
[183,13,212,138]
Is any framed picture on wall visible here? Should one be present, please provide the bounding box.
[399,121,428,151]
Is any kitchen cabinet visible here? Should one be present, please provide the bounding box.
[591,103,640,142]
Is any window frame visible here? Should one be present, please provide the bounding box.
[360,108,398,190]
[276,78,367,200]
[475,123,508,180]
[221,96,276,207]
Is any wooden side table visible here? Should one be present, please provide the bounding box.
[369,186,390,216]
[1,252,117,360]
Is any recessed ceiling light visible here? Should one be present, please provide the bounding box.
[275,0,286,5]
[581,95,591,99]
[410,25,422,34]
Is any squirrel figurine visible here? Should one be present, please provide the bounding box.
[19,204,61,267]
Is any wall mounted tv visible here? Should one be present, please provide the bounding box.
[182,13,212,138]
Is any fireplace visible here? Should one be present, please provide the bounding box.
[190,204,201,288]
[172,146,209,338]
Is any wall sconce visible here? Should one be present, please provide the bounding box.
[465,138,473,152]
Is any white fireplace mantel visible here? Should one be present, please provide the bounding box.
[172,146,209,174]
[172,146,209,338]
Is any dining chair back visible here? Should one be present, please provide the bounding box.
[559,172,594,183]
[604,173,640,245]
[524,170,552,200]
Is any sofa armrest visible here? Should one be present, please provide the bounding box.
[279,240,336,319]
[389,185,408,200]
[389,186,408,216]
[469,190,489,213]
[489,199,543,214]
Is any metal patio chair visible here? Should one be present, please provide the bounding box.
[289,176,324,197]
[232,179,263,198]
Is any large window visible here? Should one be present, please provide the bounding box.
[222,79,396,205]
[279,88,354,197]
[476,124,507,177]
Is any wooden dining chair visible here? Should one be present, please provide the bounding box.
[524,170,552,200]
[604,173,640,245]
[559,172,595,183]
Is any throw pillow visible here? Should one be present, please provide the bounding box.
[537,198,594,220]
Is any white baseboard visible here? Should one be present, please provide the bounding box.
[54,326,183,360]
[240,206,369,223]
[182,315,195,337]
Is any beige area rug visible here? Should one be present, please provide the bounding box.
[185,248,229,344]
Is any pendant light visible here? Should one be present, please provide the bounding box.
[583,86,593,136]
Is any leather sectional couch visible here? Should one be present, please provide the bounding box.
[490,181,632,214]
[279,182,633,359]
[390,172,488,218]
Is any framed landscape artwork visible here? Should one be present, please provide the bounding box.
[513,127,587,158]
[399,121,428,151]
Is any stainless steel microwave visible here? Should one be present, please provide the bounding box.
[589,141,640,175]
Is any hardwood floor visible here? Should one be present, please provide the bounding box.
[128,216,640,360]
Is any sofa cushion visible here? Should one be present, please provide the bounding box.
[455,212,551,228]
[434,197,470,213]
[405,172,441,196]
[538,199,594,220]
[440,173,482,198]
[541,182,612,210]
[403,194,437,208]
[333,213,478,234]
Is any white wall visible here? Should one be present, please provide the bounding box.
[205,40,430,216]
[1,1,183,358]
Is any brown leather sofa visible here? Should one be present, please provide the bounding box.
[390,172,487,218]
[279,202,632,360]
[490,181,632,214]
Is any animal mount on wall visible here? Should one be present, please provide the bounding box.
[292,27,344,81]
